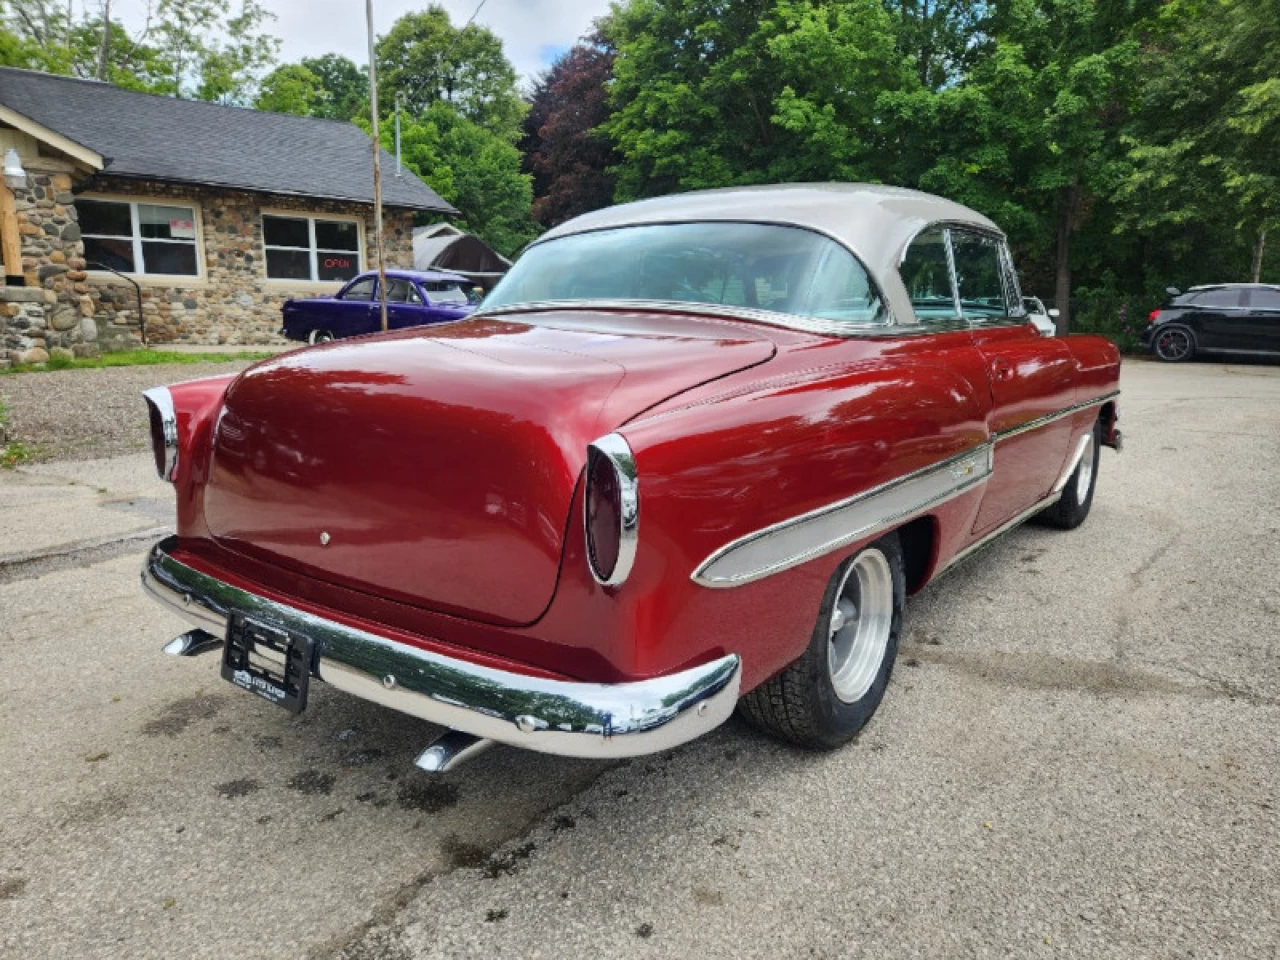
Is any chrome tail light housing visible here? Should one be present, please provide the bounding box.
[585,433,639,586]
[142,386,179,481]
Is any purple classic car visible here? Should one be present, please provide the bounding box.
[281,269,478,343]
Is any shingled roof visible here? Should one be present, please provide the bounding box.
[0,67,457,214]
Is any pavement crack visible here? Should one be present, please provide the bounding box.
[306,762,624,960]
[1112,531,1182,663]
[0,526,170,584]
[898,643,1254,705]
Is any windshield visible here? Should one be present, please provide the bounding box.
[423,281,472,305]
[482,222,887,326]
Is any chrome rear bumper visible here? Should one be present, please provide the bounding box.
[141,538,741,759]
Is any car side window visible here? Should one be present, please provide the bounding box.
[1192,289,1242,308]
[385,278,412,303]
[900,228,957,322]
[407,284,424,305]
[1248,288,1280,311]
[950,231,1009,321]
[341,276,376,301]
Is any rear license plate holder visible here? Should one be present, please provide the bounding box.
[221,614,314,714]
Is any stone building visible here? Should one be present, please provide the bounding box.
[0,67,456,363]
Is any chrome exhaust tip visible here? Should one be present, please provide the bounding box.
[162,629,223,657]
[414,729,494,773]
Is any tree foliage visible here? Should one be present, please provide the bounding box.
[375,5,524,140]
[255,63,325,116]
[377,101,537,258]
[603,0,1278,335]
[300,54,366,121]
[1,0,280,103]
[520,35,619,227]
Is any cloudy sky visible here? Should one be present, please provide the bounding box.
[112,0,613,83]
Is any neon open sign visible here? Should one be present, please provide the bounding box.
[323,257,351,269]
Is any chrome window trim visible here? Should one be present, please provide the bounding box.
[994,391,1119,442]
[942,226,963,318]
[692,443,994,589]
[586,432,640,587]
[477,299,914,339]
[998,241,1027,318]
[141,386,178,481]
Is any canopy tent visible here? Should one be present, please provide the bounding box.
[412,224,511,291]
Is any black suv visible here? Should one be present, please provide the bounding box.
[1144,283,1280,362]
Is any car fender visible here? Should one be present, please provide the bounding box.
[578,358,992,687]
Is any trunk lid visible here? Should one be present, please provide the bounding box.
[203,313,775,625]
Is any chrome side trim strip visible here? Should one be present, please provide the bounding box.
[142,539,741,759]
[994,391,1119,442]
[692,444,993,589]
[141,386,178,481]
[1052,432,1094,495]
[478,298,898,339]
[585,432,640,587]
[934,489,1062,578]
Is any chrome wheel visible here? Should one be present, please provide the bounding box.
[1155,327,1192,361]
[827,548,895,704]
[1074,433,1095,503]
[309,329,334,345]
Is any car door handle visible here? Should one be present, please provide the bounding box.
[991,358,1014,381]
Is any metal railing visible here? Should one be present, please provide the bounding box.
[84,260,146,346]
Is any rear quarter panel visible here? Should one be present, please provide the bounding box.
[1065,333,1122,400]
[589,350,992,690]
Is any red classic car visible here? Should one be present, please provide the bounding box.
[141,184,1121,772]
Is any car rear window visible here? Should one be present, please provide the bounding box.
[483,222,888,327]
[423,281,471,305]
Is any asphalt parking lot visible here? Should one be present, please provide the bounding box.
[1,359,1277,959]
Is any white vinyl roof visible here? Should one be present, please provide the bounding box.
[535,183,1002,327]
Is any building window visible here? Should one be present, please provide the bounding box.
[80,198,200,277]
[262,214,361,282]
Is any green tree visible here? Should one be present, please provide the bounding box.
[255,63,325,116]
[375,5,524,140]
[884,0,993,91]
[1116,0,1280,284]
[607,0,915,198]
[382,101,538,257]
[300,53,366,121]
[2,0,280,102]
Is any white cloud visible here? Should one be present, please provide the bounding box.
[112,0,611,83]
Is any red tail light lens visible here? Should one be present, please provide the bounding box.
[586,453,621,580]
[584,434,639,587]
[1148,310,1161,324]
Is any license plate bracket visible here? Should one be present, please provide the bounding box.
[221,614,314,713]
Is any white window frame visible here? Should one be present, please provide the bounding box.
[261,211,364,283]
[80,195,204,281]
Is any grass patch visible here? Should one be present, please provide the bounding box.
[0,400,30,468]
[1,349,274,374]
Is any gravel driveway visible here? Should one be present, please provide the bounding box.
[0,363,256,462]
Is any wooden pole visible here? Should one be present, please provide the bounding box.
[0,184,23,283]
[366,0,389,333]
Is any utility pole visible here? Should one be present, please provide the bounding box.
[366,0,389,332]
[96,0,112,80]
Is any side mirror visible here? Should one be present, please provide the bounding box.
[1047,308,1060,318]
[1029,314,1056,336]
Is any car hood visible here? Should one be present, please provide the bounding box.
[202,313,776,625]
